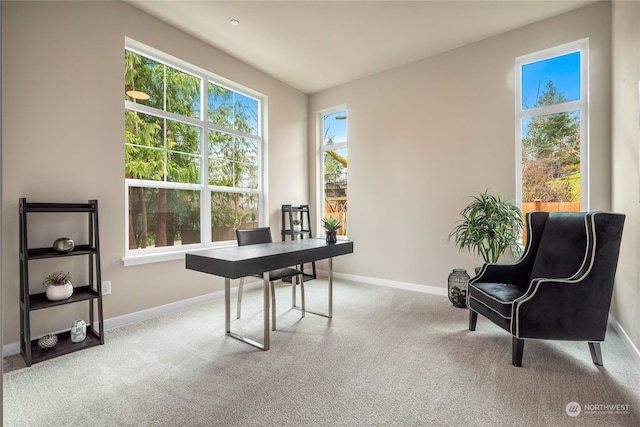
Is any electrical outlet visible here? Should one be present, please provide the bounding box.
[102,280,111,295]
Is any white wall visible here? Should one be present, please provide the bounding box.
[611,0,640,354]
[309,2,612,287]
[1,1,308,344]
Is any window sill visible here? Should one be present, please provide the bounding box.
[122,244,235,267]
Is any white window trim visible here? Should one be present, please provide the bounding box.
[317,104,348,239]
[515,38,589,210]
[123,39,267,266]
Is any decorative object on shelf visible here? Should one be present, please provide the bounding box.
[447,269,470,308]
[321,217,342,243]
[52,237,75,253]
[70,319,87,343]
[448,189,524,265]
[43,270,73,301]
[37,334,58,350]
[292,219,302,232]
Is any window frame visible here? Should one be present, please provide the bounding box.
[124,40,265,266]
[317,105,348,239]
[515,39,589,210]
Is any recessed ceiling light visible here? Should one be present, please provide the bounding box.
[230,19,239,26]
[126,90,150,101]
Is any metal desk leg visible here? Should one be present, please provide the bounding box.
[293,257,333,318]
[225,278,231,334]
[225,274,271,351]
[328,257,333,318]
[263,271,270,350]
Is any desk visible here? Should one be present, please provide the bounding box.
[185,238,353,350]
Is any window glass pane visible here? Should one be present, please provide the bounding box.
[521,111,580,204]
[125,50,201,119]
[323,111,347,145]
[128,187,201,249]
[211,192,259,242]
[166,120,201,184]
[125,110,163,149]
[166,66,201,119]
[208,131,258,188]
[521,51,580,110]
[125,145,164,181]
[125,50,164,110]
[324,147,348,236]
[208,82,259,135]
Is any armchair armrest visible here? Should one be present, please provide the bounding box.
[471,262,531,287]
[513,276,611,341]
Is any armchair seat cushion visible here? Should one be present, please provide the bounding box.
[470,282,527,318]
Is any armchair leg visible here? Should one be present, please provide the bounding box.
[589,342,603,366]
[469,310,477,331]
[512,337,524,367]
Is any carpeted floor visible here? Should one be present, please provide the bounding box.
[3,279,640,426]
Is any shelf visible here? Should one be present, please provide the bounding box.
[29,330,102,364]
[282,230,311,236]
[26,286,99,311]
[25,244,97,260]
[23,202,96,213]
[281,204,316,281]
[19,198,104,366]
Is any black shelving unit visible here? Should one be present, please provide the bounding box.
[19,198,104,366]
[281,204,316,281]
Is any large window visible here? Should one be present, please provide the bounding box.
[124,42,263,262]
[319,107,348,236]
[516,40,588,215]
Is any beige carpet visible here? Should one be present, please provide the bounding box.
[3,279,640,426]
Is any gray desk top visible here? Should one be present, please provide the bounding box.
[185,238,353,279]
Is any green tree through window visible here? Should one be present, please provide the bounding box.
[516,41,587,213]
[125,46,262,254]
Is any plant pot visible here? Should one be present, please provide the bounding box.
[326,231,337,243]
[293,224,302,232]
[45,282,73,301]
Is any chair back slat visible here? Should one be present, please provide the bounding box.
[236,227,272,246]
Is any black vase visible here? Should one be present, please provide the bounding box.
[326,231,337,243]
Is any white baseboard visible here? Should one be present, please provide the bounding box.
[608,313,640,366]
[5,274,638,367]
[319,269,448,297]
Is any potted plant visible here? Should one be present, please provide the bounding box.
[321,217,342,243]
[43,270,74,301]
[448,189,524,267]
[292,218,302,232]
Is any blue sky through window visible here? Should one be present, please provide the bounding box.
[324,111,347,145]
[521,51,580,110]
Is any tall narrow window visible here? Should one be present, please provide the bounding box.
[124,42,263,263]
[516,40,588,216]
[320,107,348,237]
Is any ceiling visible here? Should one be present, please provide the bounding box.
[125,0,596,94]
